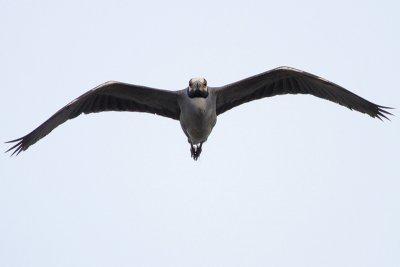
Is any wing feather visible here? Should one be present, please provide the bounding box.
[6,81,180,155]
[214,66,393,120]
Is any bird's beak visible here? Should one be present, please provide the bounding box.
[193,81,201,91]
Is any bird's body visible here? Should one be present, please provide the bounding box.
[178,91,217,159]
[179,92,217,143]
[6,66,392,160]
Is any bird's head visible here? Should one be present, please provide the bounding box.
[188,77,208,98]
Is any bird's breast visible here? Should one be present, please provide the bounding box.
[180,97,214,118]
[178,95,217,143]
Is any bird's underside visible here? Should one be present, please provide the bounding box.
[6,66,393,160]
[190,143,203,161]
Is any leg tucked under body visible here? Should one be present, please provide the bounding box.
[190,142,203,161]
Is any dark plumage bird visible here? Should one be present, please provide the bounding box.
[6,66,392,160]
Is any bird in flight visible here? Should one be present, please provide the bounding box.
[6,66,392,160]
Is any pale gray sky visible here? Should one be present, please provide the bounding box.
[1,0,399,266]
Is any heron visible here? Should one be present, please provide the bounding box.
[6,66,392,160]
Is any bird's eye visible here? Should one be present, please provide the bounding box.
[204,80,207,86]
[189,80,193,87]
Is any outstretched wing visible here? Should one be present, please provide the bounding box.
[214,66,392,119]
[6,81,181,155]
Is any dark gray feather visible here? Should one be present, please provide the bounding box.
[214,66,392,120]
[6,81,180,155]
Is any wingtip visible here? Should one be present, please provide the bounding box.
[5,137,23,144]
[376,105,394,121]
[4,138,25,156]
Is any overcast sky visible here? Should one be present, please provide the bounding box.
[1,0,399,266]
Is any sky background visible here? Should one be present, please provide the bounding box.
[1,0,399,266]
